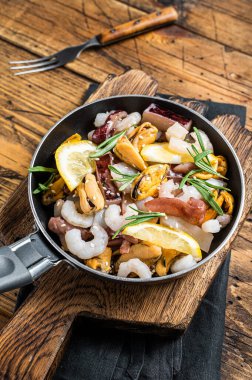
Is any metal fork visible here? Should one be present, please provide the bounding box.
[9,6,178,75]
[10,38,99,75]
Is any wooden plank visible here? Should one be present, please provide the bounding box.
[120,0,252,54]
[0,1,251,377]
[0,39,92,207]
[0,230,251,376]
[0,37,251,375]
[0,70,251,379]
[0,0,252,130]
[222,214,252,379]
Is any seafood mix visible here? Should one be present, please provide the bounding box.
[30,103,234,279]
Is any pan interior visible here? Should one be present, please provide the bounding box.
[30,96,244,282]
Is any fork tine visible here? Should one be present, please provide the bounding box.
[14,62,62,76]
[10,58,57,70]
[9,55,54,65]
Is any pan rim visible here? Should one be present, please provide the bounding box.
[28,95,245,283]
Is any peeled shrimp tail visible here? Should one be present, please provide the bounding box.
[61,200,93,228]
[65,225,109,260]
[104,204,138,232]
[170,255,196,273]
[117,258,152,279]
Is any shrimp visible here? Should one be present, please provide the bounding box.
[65,225,109,259]
[104,203,138,232]
[93,209,107,229]
[61,200,93,228]
[114,112,141,132]
[94,112,111,127]
[170,254,196,273]
[117,258,152,279]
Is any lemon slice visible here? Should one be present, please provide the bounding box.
[141,143,194,164]
[61,133,82,145]
[122,222,202,260]
[55,140,97,191]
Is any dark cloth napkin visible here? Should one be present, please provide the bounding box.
[16,91,246,380]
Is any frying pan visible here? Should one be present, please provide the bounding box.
[0,95,245,292]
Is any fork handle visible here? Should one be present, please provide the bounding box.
[97,6,178,45]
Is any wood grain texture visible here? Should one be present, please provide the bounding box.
[99,6,178,44]
[122,0,252,54]
[0,0,252,130]
[0,69,251,379]
[0,0,251,378]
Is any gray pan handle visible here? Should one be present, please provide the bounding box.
[0,231,60,293]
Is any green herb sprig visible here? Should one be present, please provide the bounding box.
[112,207,165,239]
[89,130,126,159]
[179,127,230,214]
[187,127,226,179]
[29,166,58,194]
[187,179,223,215]
[108,165,139,191]
[28,166,57,173]
[33,173,56,195]
[179,175,230,215]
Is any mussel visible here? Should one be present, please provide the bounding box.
[114,136,147,171]
[77,173,105,214]
[130,122,158,151]
[115,243,161,272]
[131,164,169,201]
[85,247,112,273]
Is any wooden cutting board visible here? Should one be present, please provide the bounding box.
[0,69,251,380]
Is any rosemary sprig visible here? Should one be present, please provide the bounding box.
[33,173,56,195]
[188,127,226,179]
[28,166,57,173]
[89,130,126,159]
[108,165,139,191]
[179,159,231,214]
[193,127,211,166]
[191,178,231,192]
[179,169,202,189]
[112,207,165,239]
[188,179,224,215]
[180,176,230,214]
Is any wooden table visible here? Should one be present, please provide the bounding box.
[0,1,251,379]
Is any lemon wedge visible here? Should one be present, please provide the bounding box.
[122,222,202,260]
[55,140,97,191]
[61,133,82,145]
[141,143,194,164]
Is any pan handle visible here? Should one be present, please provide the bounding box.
[0,231,59,293]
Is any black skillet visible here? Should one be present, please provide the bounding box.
[0,96,245,292]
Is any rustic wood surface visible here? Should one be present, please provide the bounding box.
[0,0,251,379]
[0,70,251,380]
